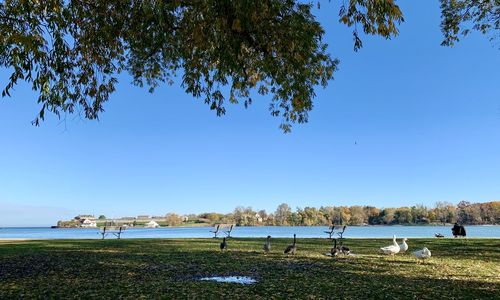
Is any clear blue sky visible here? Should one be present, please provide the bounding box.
[1,2,499,226]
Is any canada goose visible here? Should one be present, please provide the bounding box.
[263,235,271,253]
[330,239,339,256]
[284,234,297,254]
[399,238,408,252]
[220,237,227,251]
[340,244,350,255]
[380,235,400,255]
[435,233,444,238]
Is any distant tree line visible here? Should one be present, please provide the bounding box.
[186,201,499,226]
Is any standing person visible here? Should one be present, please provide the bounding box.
[452,223,460,237]
[452,223,466,237]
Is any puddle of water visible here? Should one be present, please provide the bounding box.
[199,276,257,285]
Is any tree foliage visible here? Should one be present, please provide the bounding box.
[337,0,403,51]
[274,203,292,225]
[1,1,498,130]
[190,201,499,226]
[440,0,500,47]
[164,212,183,226]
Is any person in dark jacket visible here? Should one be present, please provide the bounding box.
[452,223,466,237]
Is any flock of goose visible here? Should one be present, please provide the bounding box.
[220,234,432,262]
[380,235,432,261]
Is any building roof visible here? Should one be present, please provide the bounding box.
[75,215,95,220]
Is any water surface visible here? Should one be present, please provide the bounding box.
[200,276,257,284]
[0,225,498,239]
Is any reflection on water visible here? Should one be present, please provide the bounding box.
[0,225,499,239]
[200,276,257,284]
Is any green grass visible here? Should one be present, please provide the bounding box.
[0,238,498,299]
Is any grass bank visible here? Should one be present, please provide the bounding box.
[0,238,498,299]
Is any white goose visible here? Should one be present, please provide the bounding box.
[380,235,400,255]
[399,238,408,252]
[413,247,431,261]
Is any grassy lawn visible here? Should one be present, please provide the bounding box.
[0,238,498,299]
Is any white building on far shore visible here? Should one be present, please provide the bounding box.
[146,220,160,228]
[81,218,97,228]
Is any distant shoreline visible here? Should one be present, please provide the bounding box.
[2,224,498,229]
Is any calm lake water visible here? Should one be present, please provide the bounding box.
[0,225,499,239]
